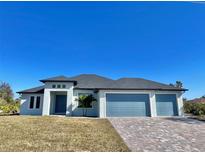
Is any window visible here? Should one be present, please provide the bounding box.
[29,96,41,109]
[29,96,34,109]
[62,84,66,88]
[78,93,94,108]
[52,84,56,88]
[57,84,61,88]
[36,96,41,109]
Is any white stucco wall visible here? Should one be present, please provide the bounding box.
[20,84,185,117]
[20,93,44,115]
[177,92,184,116]
[98,90,184,118]
[42,82,74,116]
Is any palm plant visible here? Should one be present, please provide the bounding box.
[76,94,96,116]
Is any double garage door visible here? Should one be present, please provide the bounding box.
[106,93,178,117]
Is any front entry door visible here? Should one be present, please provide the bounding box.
[55,95,67,114]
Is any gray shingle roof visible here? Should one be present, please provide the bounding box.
[17,74,187,93]
[68,74,114,89]
[70,75,187,91]
[113,78,184,90]
[40,75,76,83]
[17,86,45,94]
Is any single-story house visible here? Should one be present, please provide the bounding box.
[17,74,187,117]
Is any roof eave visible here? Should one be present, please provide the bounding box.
[40,80,77,84]
[16,91,44,94]
[74,87,188,91]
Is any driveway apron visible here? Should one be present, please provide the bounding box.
[109,117,205,152]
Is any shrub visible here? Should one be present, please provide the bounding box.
[0,103,20,114]
[0,98,7,105]
[184,102,205,116]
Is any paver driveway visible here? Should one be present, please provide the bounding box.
[109,117,205,152]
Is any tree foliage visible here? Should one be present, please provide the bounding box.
[75,94,96,116]
[0,81,20,114]
[0,82,14,104]
[169,81,183,88]
[175,81,183,88]
[201,95,205,98]
[184,102,205,116]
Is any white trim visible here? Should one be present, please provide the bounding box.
[35,96,41,109]
[177,92,184,116]
[49,91,68,115]
[28,96,35,110]
[42,82,74,116]
[150,92,157,117]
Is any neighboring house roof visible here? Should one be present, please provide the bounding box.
[17,74,187,94]
[186,98,205,103]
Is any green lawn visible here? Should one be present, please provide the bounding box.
[0,116,129,152]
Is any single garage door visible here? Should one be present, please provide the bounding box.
[156,94,178,116]
[106,94,151,117]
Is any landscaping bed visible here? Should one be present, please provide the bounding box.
[184,102,205,122]
[187,114,205,122]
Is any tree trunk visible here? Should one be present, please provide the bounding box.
[83,108,85,116]
[85,108,87,116]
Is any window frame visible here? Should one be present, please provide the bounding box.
[28,96,41,110]
[57,84,61,88]
[35,96,41,109]
[29,96,35,109]
[77,93,94,109]
[62,84,66,88]
[52,84,56,88]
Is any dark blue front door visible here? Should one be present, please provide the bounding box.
[55,95,67,114]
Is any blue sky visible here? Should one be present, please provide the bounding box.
[0,2,205,99]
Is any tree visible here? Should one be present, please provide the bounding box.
[169,81,183,88]
[169,83,175,87]
[175,81,183,88]
[201,95,205,98]
[0,82,14,104]
[75,94,96,116]
[183,97,187,102]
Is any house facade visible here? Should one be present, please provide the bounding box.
[17,74,187,117]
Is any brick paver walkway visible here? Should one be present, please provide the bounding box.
[109,117,205,152]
